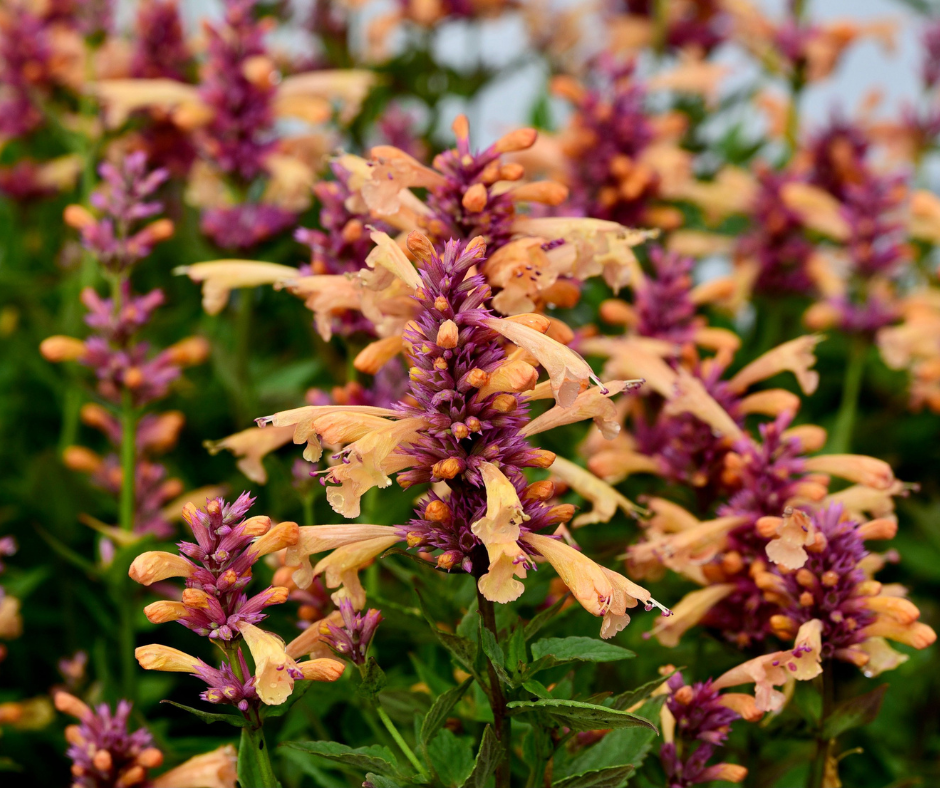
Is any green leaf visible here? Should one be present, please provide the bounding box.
[161,700,249,728]
[364,775,410,788]
[506,624,527,673]
[421,677,474,747]
[507,699,658,733]
[609,671,677,711]
[238,727,280,788]
[357,657,388,703]
[822,684,889,740]
[415,590,480,676]
[522,680,553,699]
[553,765,635,788]
[427,729,475,787]
[461,725,501,788]
[281,741,402,778]
[559,699,665,779]
[530,637,635,666]
[524,594,572,640]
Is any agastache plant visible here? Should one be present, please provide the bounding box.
[129,493,345,783]
[256,232,670,786]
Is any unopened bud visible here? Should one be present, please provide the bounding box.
[241,515,273,536]
[769,614,797,636]
[165,336,210,366]
[124,367,144,389]
[129,551,194,586]
[599,299,636,326]
[720,551,744,576]
[54,692,91,721]
[425,500,452,522]
[64,204,95,229]
[499,163,525,180]
[494,127,537,153]
[250,521,299,558]
[821,570,839,587]
[673,685,694,705]
[242,55,278,88]
[795,569,817,589]
[466,416,482,432]
[437,320,459,349]
[342,219,363,243]
[432,458,465,480]
[503,312,551,333]
[524,481,555,501]
[144,218,174,242]
[465,368,489,388]
[462,183,488,212]
[437,551,460,570]
[136,748,163,769]
[64,725,85,745]
[63,445,102,473]
[93,749,113,772]
[40,335,86,362]
[407,231,436,263]
[509,181,568,205]
[115,764,147,787]
[799,591,815,607]
[546,504,576,524]
[181,588,211,609]
[434,295,449,312]
[491,394,517,413]
[144,601,188,624]
[858,518,898,541]
[529,449,556,468]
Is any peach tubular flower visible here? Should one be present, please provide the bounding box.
[324,417,428,517]
[175,261,300,315]
[651,584,736,648]
[663,370,744,441]
[510,217,657,292]
[471,462,531,604]
[286,524,401,588]
[712,620,823,713]
[362,230,423,291]
[258,404,404,463]
[485,317,601,407]
[804,454,895,490]
[779,182,850,241]
[204,424,295,484]
[129,552,194,586]
[312,534,402,609]
[582,338,678,398]
[763,508,817,571]
[280,274,365,340]
[523,532,663,638]
[361,147,448,217]
[548,456,642,527]
[135,645,202,673]
[521,381,638,439]
[727,335,823,395]
[151,745,238,788]
[237,622,302,705]
[90,79,205,128]
[630,517,747,583]
[856,637,909,677]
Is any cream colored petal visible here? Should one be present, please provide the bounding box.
[152,745,237,788]
[175,261,300,315]
[548,456,641,527]
[663,370,743,441]
[522,381,636,440]
[204,425,295,485]
[728,336,822,395]
[522,532,612,618]
[362,231,422,291]
[238,623,299,706]
[651,584,735,647]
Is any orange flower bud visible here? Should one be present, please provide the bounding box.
[128,552,194,586]
[40,335,86,362]
[164,336,210,367]
[93,749,113,772]
[136,748,163,769]
[63,446,103,473]
[63,204,95,229]
[491,394,517,413]
[437,320,459,349]
[54,692,92,721]
[144,601,188,624]
[425,500,452,522]
[249,521,299,558]
[432,458,464,480]
[529,449,556,468]
[407,231,436,263]
[493,127,537,153]
[462,183,488,212]
[181,588,210,609]
[523,480,555,501]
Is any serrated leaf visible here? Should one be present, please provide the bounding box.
[822,683,888,740]
[427,728,475,787]
[609,670,677,711]
[531,637,635,666]
[507,699,658,733]
[506,624,527,672]
[161,700,249,727]
[461,725,501,788]
[281,741,402,778]
[421,677,473,747]
[553,764,634,788]
[524,594,572,640]
[357,657,388,703]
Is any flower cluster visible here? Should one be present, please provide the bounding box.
[55,691,237,788]
[130,493,345,708]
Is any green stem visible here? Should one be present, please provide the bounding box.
[807,660,835,788]
[829,339,866,455]
[376,704,428,778]
[119,594,136,701]
[240,724,280,788]
[301,494,314,527]
[119,388,137,532]
[477,589,511,788]
[234,289,255,424]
